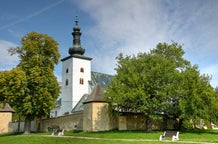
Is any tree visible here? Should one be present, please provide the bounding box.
[8,32,61,134]
[0,68,27,131]
[104,42,217,130]
[213,88,218,124]
[0,68,27,105]
[178,65,216,128]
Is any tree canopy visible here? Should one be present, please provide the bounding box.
[0,32,61,134]
[0,67,27,105]
[104,42,218,129]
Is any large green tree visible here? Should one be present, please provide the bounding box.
[7,32,61,134]
[104,42,217,130]
[0,68,27,104]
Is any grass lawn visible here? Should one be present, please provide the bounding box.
[0,130,218,144]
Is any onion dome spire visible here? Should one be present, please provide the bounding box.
[68,16,85,55]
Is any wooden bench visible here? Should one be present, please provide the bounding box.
[159,131,179,141]
[48,125,64,136]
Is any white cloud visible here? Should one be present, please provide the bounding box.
[75,0,168,73]
[55,73,62,83]
[0,40,18,71]
[201,64,218,88]
[72,0,218,87]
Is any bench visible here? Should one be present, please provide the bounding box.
[48,125,64,136]
[159,131,179,141]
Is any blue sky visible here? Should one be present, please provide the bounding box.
[0,0,218,88]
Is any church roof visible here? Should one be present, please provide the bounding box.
[71,94,89,112]
[61,54,92,62]
[0,103,15,113]
[89,71,113,89]
[83,84,105,104]
[71,71,113,112]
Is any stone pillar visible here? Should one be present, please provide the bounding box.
[0,103,15,133]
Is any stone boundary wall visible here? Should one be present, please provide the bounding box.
[118,114,175,131]
[42,111,83,132]
[7,111,175,133]
[9,121,36,133]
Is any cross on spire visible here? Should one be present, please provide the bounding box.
[75,16,78,26]
[68,16,85,56]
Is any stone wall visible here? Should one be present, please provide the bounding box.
[83,103,92,131]
[9,121,36,132]
[118,114,147,130]
[118,114,175,131]
[4,104,176,133]
[0,112,12,133]
[41,111,83,131]
[152,119,175,130]
[127,114,147,130]
[83,102,118,132]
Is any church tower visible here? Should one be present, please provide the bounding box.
[60,17,92,115]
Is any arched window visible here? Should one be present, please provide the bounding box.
[65,79,69,86]
[80,67,84,73]
[79,78,84,85]
[66,68,69,73]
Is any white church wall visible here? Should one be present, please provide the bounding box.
[60,56,91,116]
[60,58,73,115]
[72,57,91,107]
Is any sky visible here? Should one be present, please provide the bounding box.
[0,0,218,88]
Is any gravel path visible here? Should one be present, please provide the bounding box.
[44,135,218,144]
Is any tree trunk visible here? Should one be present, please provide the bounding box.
[163,118,168,130]
[146,119,152,131]
[18,115,21,132]
[178,118,183,130]
[37,117,42,132]
[24,119,31,134]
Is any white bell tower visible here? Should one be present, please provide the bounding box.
[60,16,92,115]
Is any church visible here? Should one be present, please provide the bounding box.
[50,17,113,117]
[1,17,176,133]
[45,18,175,132]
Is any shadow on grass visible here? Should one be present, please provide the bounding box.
[0,131,49,137]
[0,132,24,137]
[181,129,218,135]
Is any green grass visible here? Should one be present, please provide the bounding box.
[0,130,218,144]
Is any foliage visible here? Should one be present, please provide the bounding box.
[179,66,217,127]
[0,68,27,104]
[1,32,61,133]
[212,88,218,124]
[104,42,217,129]
[182,119,194,129]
